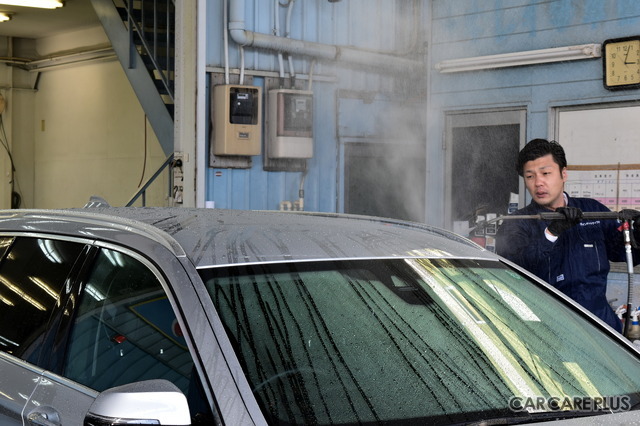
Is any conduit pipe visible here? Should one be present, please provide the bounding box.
[239,45,245,84]
[229,0,424,74]
[273,0,285,84]
[285,0,296,82]
[24,46,116,71]
[223,0,229,83]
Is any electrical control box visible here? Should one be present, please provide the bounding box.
[266,89,313,159]
[212,84,262,156]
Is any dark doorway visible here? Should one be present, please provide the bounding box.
[450,124,520,222]
[344,142,425,222]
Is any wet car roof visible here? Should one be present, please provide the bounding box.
[0,208,495,268]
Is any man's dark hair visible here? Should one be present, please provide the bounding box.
[516,138,567,176]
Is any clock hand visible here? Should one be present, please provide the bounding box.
[624,47,637,64]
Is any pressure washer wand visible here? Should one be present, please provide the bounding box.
[473,210,638,336]
[475,211,623,227]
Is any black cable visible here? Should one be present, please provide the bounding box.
[11,191,20,209]
[0,115,15,172]
[137,114,148,188]
[0,114,21,208]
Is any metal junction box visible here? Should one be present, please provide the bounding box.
[266,89,313,159]
[212,84,262,156]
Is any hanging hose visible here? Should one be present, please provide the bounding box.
[621,220,638,336]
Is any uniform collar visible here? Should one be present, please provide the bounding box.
[531,192,571,212]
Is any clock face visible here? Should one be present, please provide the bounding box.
[603,37,640,90]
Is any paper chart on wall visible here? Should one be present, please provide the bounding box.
[565,165,640,211]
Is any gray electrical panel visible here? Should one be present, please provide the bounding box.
[266,89,313,159]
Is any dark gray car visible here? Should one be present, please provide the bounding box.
[1,207,640,425]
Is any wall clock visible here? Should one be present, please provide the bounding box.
[603,36,640,90]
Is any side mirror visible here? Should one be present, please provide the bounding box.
[84,379,191,426]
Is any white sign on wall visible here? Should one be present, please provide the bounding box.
[565,167,640,210]
[558,106,640,165]
[558,105,640,210]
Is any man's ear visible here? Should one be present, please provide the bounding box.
[561,167,568,182]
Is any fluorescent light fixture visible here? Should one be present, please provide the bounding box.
[435,44,602,73]
[0,0,63,8]
[85,284,106,302]
[0,13,11,21]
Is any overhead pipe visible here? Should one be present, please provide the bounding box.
[23,46,117,72]
[228,0,424,74]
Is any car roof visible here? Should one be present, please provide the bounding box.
[0,208,496,268]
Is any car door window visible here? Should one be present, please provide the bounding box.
[64,247,196,394]
[0,237,11,260]
[0,237,85,364]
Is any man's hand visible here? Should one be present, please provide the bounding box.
[547,206,583,236]
[619,209,640,223]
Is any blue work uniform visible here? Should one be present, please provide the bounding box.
[496,194,637,332]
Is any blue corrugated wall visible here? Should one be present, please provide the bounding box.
[427,0,640,227]
[206,1,640,224]
[205,0,427,213]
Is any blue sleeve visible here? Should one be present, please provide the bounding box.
[495,218,554,278]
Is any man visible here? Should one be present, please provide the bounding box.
[496,138,640,332]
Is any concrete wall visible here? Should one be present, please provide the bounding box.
[33,59,166,208]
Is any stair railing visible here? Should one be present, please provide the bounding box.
[124,0,175,105]
[126,153,175,206]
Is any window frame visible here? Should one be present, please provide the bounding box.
[51,240,220,422]
[58,243,194,392]
[0,233,196,382]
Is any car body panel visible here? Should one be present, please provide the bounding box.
[0,208,639,425]
[74,208,495,267]
[0,354,40,424]
[25,371,97,425]
[0,210,273,424]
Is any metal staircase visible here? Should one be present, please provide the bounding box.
[90,0,175,157]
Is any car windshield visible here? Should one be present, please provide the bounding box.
[198,258,640,425]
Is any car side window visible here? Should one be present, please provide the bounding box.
[0,237,85,365]
[0,237,11,260]
[64,247,195,394]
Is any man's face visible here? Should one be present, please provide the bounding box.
[522,153,567,210]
